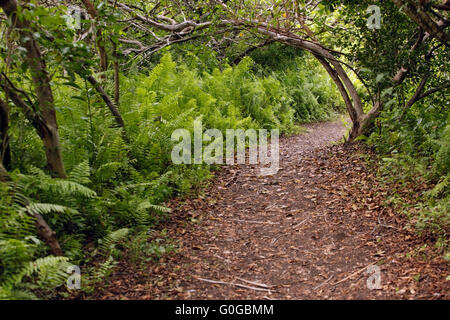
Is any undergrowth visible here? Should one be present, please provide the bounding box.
[1,52,342,299]
[366,101,449,253]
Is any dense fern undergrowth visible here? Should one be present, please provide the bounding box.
[367,101,450,243]
[0,48,344,299]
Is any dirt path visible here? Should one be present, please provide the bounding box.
[94,120,449,300]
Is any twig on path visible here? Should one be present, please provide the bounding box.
[313,275,334,290]
[231,219,280,225]
[270,234,284,245]
[213,254,231,263]
[332,260,380,287]
[196,277,275,292]
[224,170,239,187]
[292,216,311,229]
[236,278,273,289]
[377,213,399,231]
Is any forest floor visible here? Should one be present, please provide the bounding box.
[89,119,449,300]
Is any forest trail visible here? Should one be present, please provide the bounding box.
[95,120,448,300]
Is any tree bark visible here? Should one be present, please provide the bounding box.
[289,16,369,140]
[0,98,11,170]
[82,0,108,79]
[231,39,274,65]
[405,74,430,109]
[313,55,356,120]
[0,162,63,256]
[393,29,425,85]
[392,0,450,47]
[0,0,66,178]
[113,42,120,105]
[113,3,378,141]
[87,75,128,142]
[0,160,9,182]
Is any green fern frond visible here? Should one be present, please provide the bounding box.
[69,160,91,185]
[0,288,38,300]
[46,180,97,198]
[20,256,70,286]
[90,256,117,283]
[98,228,129,255]
[427,175,450,199]
[138,202,171,213]
[1,256,70,294]
[23,203,79,216]
[94,162,122,182]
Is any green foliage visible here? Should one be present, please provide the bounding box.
[122,53,295,133]
[0,183,72,299]
[0,254,71,300]
[0,11,351,297]
[367,95,449,238]
[127,230,175,267]
[415,196,450,238]
[98,228,129,257]
[249,44,344,122]
[368,101,449,180]
[434,124,450,178]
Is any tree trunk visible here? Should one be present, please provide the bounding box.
[33,212,63,256]
[0,98,11,170]
[82,0,108,79]
[0,162,63,256]
[285,18,369,140]
[313,55,369,141]
[405,74,430,109]
[0,0,66,178]
[0,160,9,182]
[313,55,357,122]
[113,42,120,105]
[251,26,371,140]
[392,0,450,47]
[87,75,128,142]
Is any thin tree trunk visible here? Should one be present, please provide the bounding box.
[0,0,66,178]
[313,55,366,140]
[0,163,63,256]
[393,29,425,85]
[405,74,430,110]
[252,26,368,140]
[87,75,128,142]
[98,35,108,79]
[314,56,357,122]
[328,59,364,119]
[82,0,108,79]
[232,39,274,65]
[0,98,11,170]
[113,42,120,105]
[291,17,368,140]
[0,160,9,182]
